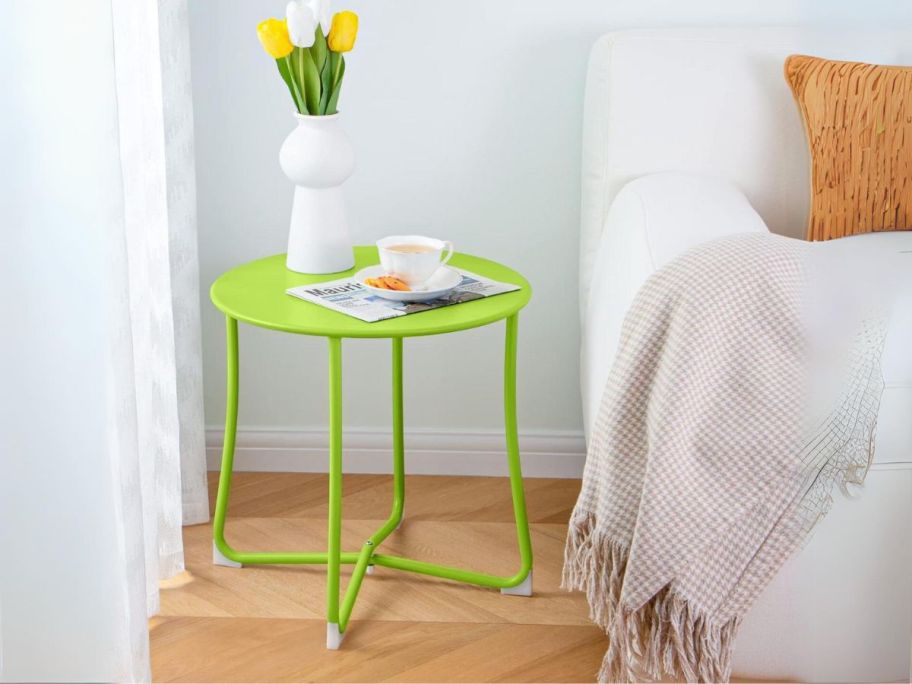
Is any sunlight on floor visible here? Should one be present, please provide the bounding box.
[159,570,196,590]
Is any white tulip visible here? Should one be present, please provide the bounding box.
[307,0,332,34]
[286,0,317,47]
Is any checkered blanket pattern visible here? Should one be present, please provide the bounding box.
[564,233,886,683]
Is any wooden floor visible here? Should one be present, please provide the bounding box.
[151,472,608,683]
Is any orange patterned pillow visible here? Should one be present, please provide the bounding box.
[785,54,912,241]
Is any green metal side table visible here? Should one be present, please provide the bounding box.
[209,247,533,649]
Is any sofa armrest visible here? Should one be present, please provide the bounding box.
[581,171,768,437]
[581,171,769,317]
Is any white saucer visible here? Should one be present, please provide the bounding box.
[356,265,462,302]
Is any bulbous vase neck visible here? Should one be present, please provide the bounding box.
[293,112,342,127]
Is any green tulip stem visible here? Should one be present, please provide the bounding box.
[296,48,306,110]
[332,53,344,88]
[283,55,306,114]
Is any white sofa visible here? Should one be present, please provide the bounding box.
[579,29,912,682]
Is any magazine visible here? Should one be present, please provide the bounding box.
[286,268,521,323]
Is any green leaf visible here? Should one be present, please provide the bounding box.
[293,46,321,115]
[326,55,345,115]
[287,50,307,113]
[276,57,304,113]
[311,25,328,76]
[319,50,333,114]
[330,50,343,85]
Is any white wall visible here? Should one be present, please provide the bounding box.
[190,1,912,470]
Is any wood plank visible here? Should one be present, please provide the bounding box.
[205,472,581,524]
[150,616,606,683]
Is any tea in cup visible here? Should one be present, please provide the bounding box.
[377,235,454,287]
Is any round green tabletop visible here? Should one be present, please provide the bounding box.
[210,246,531,338]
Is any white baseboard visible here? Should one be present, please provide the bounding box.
[206,426,587,478]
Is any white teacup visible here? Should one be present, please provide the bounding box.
[377,235,454,287]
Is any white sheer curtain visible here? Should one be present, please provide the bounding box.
[111,0,209,615]
[0,0,206,680]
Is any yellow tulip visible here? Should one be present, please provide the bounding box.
[327,11,358,53]
[257,18,294,59]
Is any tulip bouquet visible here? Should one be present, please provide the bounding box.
[257,0,359,116]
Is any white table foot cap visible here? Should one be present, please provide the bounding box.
[213,541,242,568]
[326,623,345,650]
[500,571,532,597]
[366,565,375,574]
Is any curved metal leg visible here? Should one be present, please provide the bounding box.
[368,337,407,575]
[368,314,534,592]
[213,316,242,567]
[211,317,356,568]
[335,338,408,636]
[500,313,534,595]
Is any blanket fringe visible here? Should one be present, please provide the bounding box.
[562,512,740,683]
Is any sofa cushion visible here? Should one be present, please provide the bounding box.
[785,54,912,241]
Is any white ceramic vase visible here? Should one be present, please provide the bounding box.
[279,113,355,274]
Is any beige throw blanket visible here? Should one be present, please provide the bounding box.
[564,234,887,683]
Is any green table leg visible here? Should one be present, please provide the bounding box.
[212,318,358,567]
[357,338,406,549]
[500,313,533,595]
[366,338,406,575]
[391,337,406,530]
[212,316,241,568]
[334,338,407,639]
[365,314,533,593]
[326,336,344,648]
